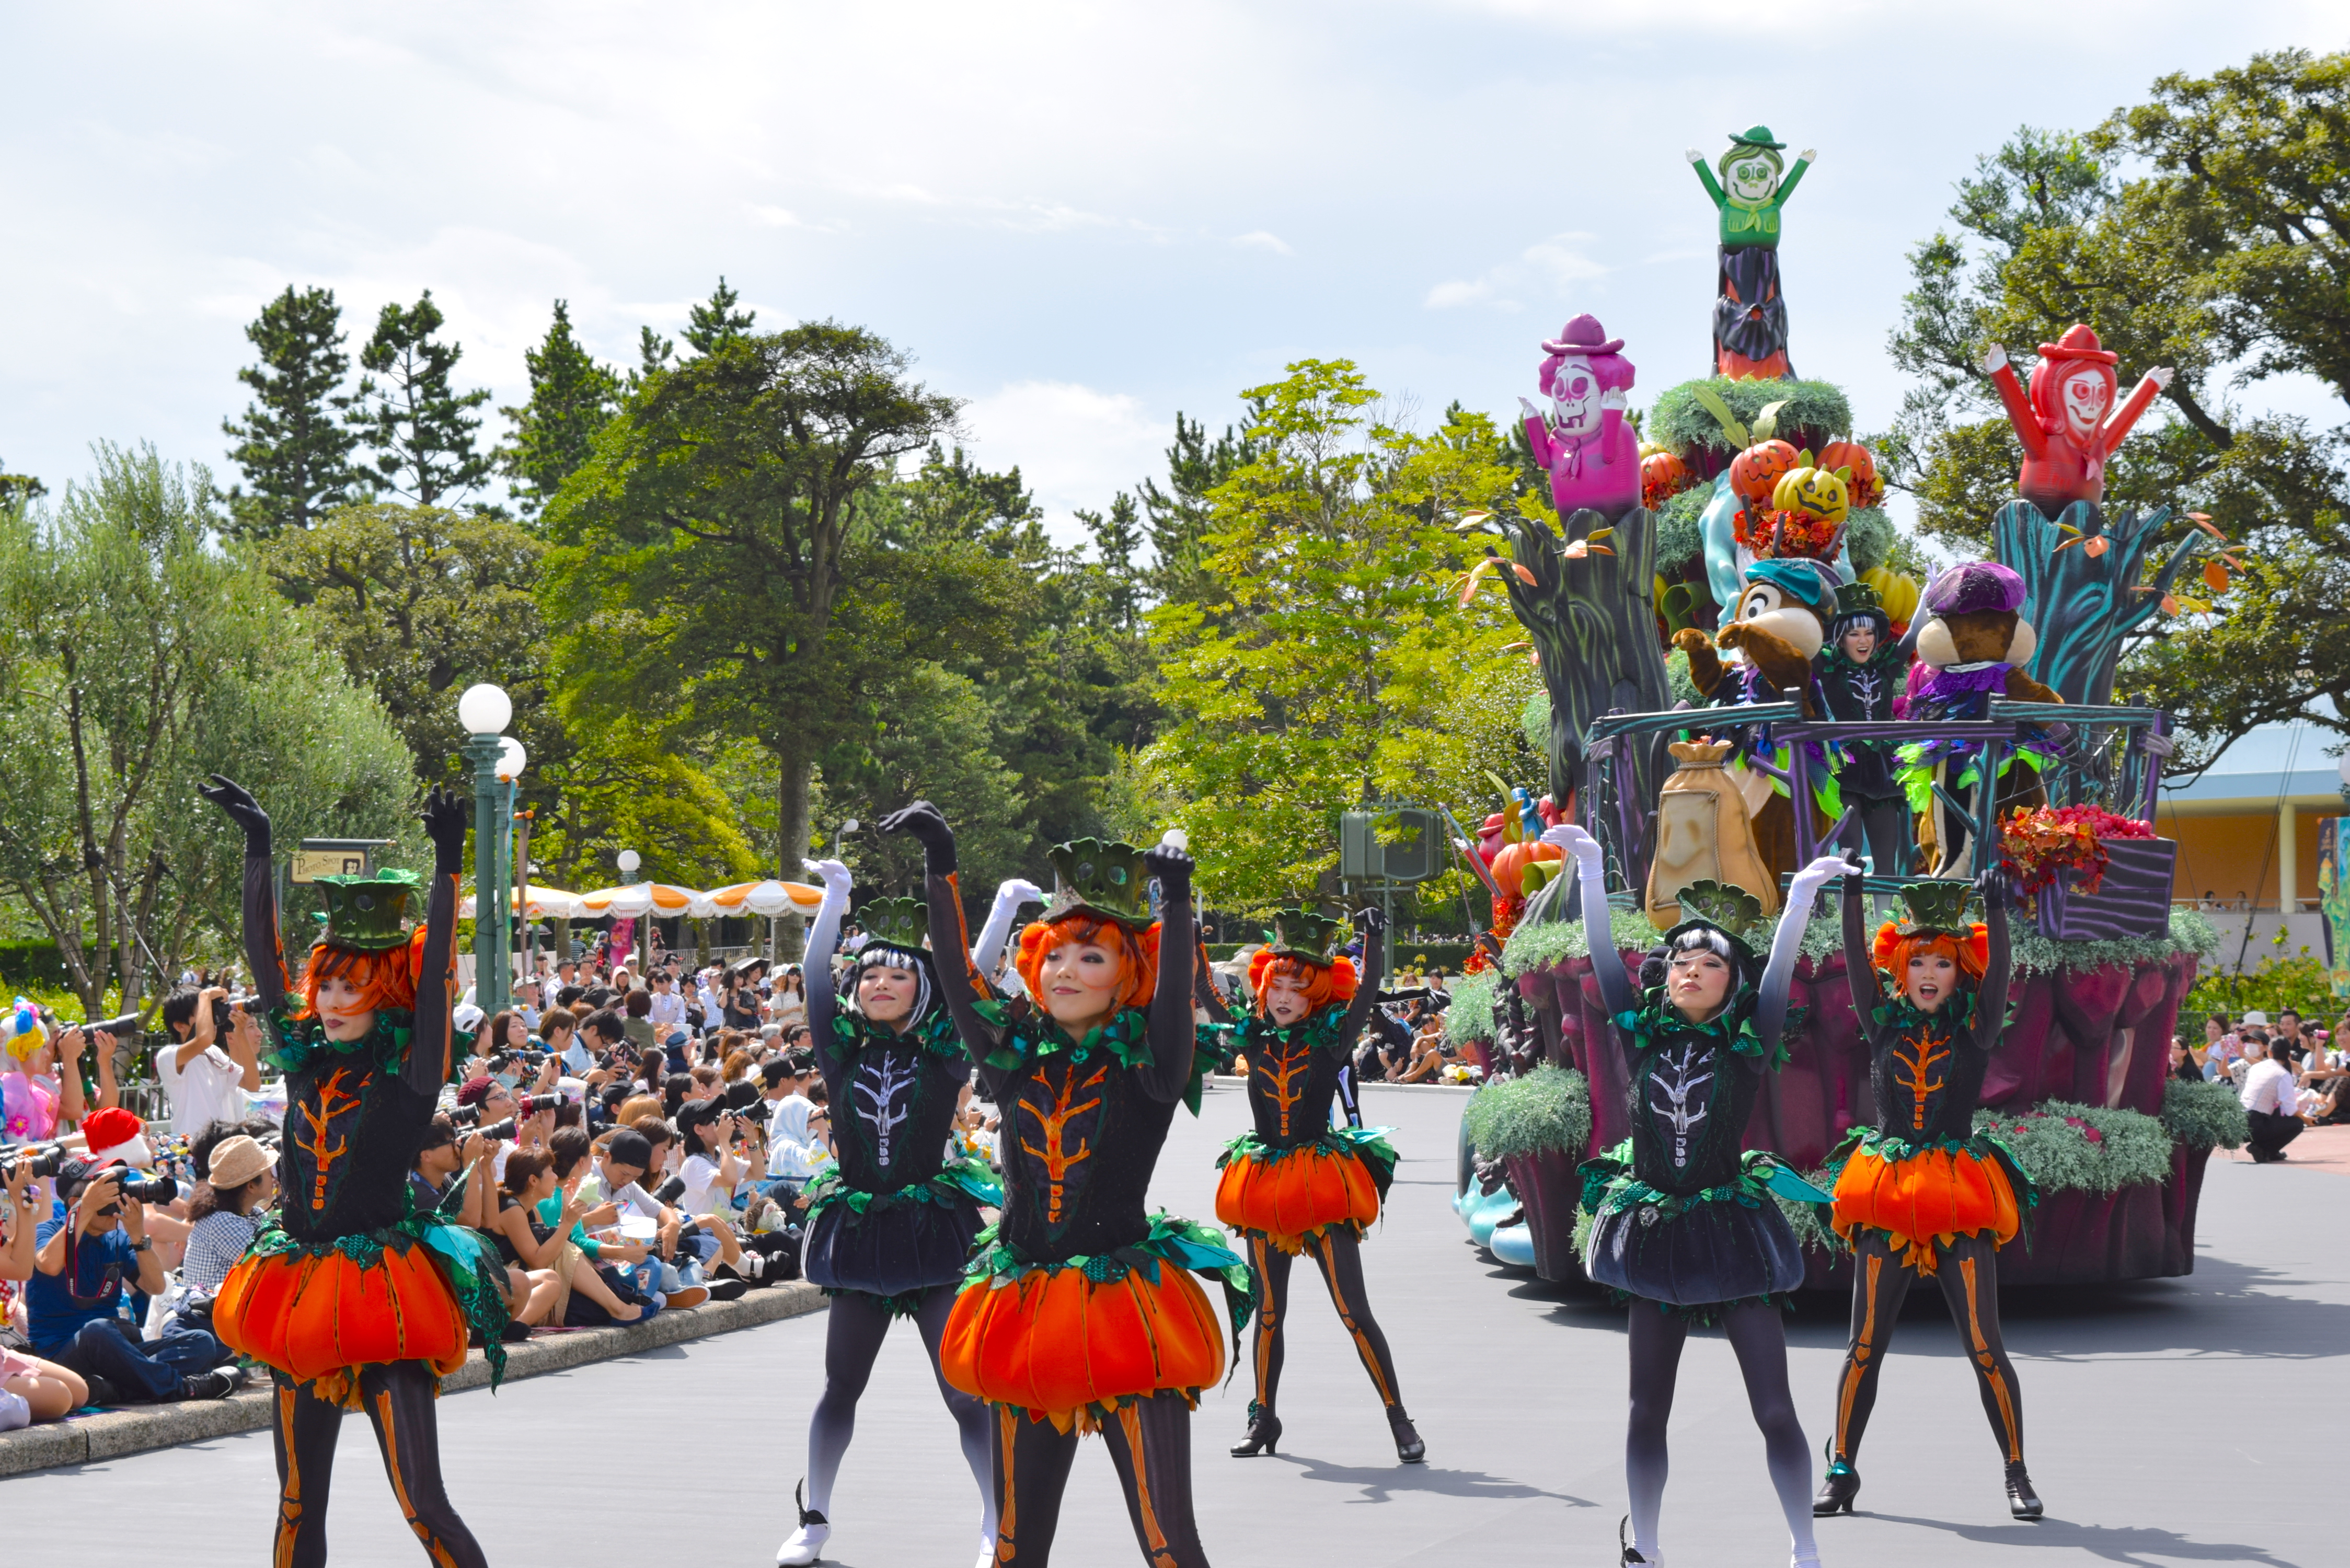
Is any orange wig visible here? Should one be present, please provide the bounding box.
[1245,950,1359,1019]
[1014,914,1160,1011]
[1870,922,1990,986]
[291,928,427,1022]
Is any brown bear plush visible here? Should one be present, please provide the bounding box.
[1903,561,2059,874]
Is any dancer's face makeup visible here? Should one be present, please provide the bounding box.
[1263,972,1312,1026]
[1904,952,1957,1012]
[1667,950,1732,1022]
[857,964,916,1025]
[315,975,375,1041]
[1039,937,1123,1031]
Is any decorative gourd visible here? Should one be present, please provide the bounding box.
[1816,440,1881,508]
[1770,462,1851,526]
[1489,839,1563,899]
[1641,449,1693,511]
[1729,439,1798,506]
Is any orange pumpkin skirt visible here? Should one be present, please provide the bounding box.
[215,1240,469,1408]
[941,1263,1226,1433]
[1214,1145,1382,1254]
[1830,1143,2023,1275]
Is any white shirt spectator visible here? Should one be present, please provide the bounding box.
[648,989,688,1031]
[2242,1056,2299,1117]
[556,1036,594,1076]
[157,1040,248,1137]
[678,1153,732,1215]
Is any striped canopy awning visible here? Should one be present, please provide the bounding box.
[693,879,824,918]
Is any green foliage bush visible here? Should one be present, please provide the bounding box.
[1652,486,1710,575]
[2182,927,2341,1027]
[1647,377,1854,459]
[1444,969,1503,1046]
[1460,1063,1591,1161]
[1843,505,1893,575]
[1973,1099,2175,1193]
[2161,1076,2249,1151]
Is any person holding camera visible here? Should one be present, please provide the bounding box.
[3,1005,108,1144]
[199,775,508,1568]
[3,1153,94,1429]
[157,986,264,1138]
[29,1157,240,1405]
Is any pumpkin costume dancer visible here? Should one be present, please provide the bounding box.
[1201,905,1422,1464]
[777,861,1003,1568]
[1553,823,1850,1568]
[1816,874,2043,1521]
[199,777,508,1568]
[886,802,1251,1568]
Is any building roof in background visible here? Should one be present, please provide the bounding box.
[2163,706,2342,807]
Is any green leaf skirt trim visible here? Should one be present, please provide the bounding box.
[799,1156,1004,1223]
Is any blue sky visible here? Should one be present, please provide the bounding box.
[1,2,2339,543]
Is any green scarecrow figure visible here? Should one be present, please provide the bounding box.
[1686,126,1815,379]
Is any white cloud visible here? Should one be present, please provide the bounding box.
[1231,230,1293,256]
[1426,232,1606,311]
[960,381,1168,548]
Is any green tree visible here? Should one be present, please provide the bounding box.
[683,276,757,354]
[0,462,44,510]
[1141,361,1527,910]
[1139,412,1260,609]
[1076,491,1145,631]
[221,284,362,538]
[350,291,493,505]
[499,301,620,520]
[0,444,414,1020]
[539,322,960,945]
[1882,49,2350,766]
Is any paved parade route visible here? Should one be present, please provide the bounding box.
[7,1082,2337,1566]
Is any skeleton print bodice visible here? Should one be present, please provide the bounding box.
[1864,1002,1991,1145]
[1821,659,1895,723]
[815,1026,966,1196]
[1623,1030,1765,1196]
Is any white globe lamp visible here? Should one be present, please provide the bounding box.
[457,683,511,737]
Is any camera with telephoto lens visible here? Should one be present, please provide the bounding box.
[116,1169,180,1204]
[471,1117,519,1144]
[651,1175,687,1206]
[9,1142,71,1181]
[206,994,262,1037]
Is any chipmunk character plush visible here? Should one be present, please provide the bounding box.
[1898,561,2061,875]
[1672,557,1841,885]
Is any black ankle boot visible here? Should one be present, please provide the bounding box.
[1814,1459,1860,1515]
[1387,1406,1425,1464]
[2005,1460,2043,1519]
[1229,1401,1282,1457]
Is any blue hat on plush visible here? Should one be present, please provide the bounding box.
[1742,556,1841,613]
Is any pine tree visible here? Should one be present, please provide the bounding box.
[683,276,757,354]
[349,291,492,506]
[498,301,621,518]
[1138,411,1260,607]
[628,325,675,393]
[1076,490,1144,629]
[220,285,360,537]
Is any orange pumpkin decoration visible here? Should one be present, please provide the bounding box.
[215,1240,469,1406]
[1489,838,1563,898]
[1729,440,1799,506]
[940,1262,1226,1430]
[1817,440,1882,509]
[1216,1145,1383,1253]
[1640,449,1692,511]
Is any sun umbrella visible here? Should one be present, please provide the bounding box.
[459,883,583,920]
[693,879,825,919]
[572,882,701,920]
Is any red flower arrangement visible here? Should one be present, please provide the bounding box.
[1998,804,2157,905]
[1733,507,1842,561]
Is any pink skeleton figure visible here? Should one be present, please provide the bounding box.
[1518,315,1640,520]
[1979,324,2173,517]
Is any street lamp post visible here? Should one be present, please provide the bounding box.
[617,848,644,975]
[497,736,527,1009]
[457,683,513,1017]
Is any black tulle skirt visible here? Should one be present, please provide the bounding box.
[1585,1197,1806,1311]
[802,1198,984,1304]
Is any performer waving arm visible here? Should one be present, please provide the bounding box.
[1841,870,1883,1029]
[1968,868,2013,1055]
[198,775,291,1011]
[1338,905,1387,1046]
[971,878,1043,983]
[410,787,468,1096]
[1756,854,1859,1050]
[1137,839,1198,1104]
[1542,823,1632,1020]
[879,802,1001,1091]
[802,859,853,1049]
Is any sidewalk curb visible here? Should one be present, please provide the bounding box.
[0,1281,823,1479]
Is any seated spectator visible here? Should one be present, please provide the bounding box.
[580,1007,628,1069]
[622,989,659,1055]
[155,987,262,1140]
[30,1160,239,1405]
[2,1153,90,1429]
[675,1100,744,1216]
[2241,1037,2305,1162]
[537,1128,654,1325]
[578,1129,709,1308]
[542,1008,589,1077]
[2169,1036,2204,1086]
[1392,1017,1448,1083]
[180,1134,274,1295]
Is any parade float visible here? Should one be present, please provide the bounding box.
[1448,127,2249,1291]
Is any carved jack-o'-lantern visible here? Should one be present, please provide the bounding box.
[1641,449,1692,511]
[1816,440,1880,508]
[1729,439,1798,506]
[1770,462,1852,526]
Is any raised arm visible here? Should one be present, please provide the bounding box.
[879,802,997,1076]
[2101,368,2172,456]
[198,775,291,1011]
[1969,870,2012,1055]
[408,788,467,1097]
[1977,346,2048,462]
[1542,823,1631,1019]
[1756,853,1858,1048]
[1138,838,1197,1103]
[1335,906,1386,1050]
[971,878,1043,982]
[1686,148,1727,209]
[1776,149,1814,205]
[1840,872,1884,1027]
[801,859,852,1059]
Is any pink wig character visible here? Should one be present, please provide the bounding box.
[1523,315,1640,521]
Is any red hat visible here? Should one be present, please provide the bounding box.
[80,1106,146,1157]
[2035,323,2118,366]
[456,1075,497,1108]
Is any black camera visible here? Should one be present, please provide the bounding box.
[448,1102,480,1127]
[206,994,260,1037]
[651,1175,687,1206]
[118,1170,180,1204]
[8,1142,70,1180]
[473,1117,519,1144]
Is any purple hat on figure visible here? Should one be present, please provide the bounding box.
[1542,314,1625,357]
[1921,561,2026,618]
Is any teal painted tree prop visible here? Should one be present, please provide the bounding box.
[1991,499,2214,707]
[1462,498,1670,885]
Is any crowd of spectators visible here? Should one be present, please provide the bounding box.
[2176,1008,2350,1163]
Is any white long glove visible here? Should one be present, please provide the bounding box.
[971,878,1044,978]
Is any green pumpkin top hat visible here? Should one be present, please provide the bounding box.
[1891,879,1979,937]
[1263,907,1346,964]
[1667,879,1767,953]
[1043,838,1155,929]
[855,896,930,956]
[313,870,424,951]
